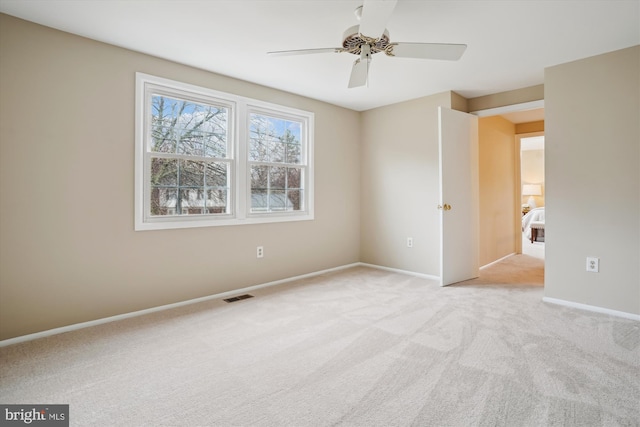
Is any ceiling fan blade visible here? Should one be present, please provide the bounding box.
[358,0,398,39]
[267,47,342,56]
[348,57,369,88]
[388,43,467,61]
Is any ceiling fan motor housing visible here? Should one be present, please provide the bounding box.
[342,25,390,56]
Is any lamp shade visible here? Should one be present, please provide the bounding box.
[522,184,542,196]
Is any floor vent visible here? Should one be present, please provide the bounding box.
[223,294,254,303]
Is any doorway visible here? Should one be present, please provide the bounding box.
[473,104,545,269]
[519,133,545,260]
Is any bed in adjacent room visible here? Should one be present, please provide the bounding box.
[522,207,545,243]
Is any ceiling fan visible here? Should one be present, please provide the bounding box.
[267,0,467,88]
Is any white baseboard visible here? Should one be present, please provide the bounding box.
[0,262,361,348]
[542,297,640,321]
[358,262,440,281]
[20,263,632,348]
[480,253,515,270]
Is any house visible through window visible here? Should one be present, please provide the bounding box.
[135,73,314,231]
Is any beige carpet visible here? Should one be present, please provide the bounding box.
[1,256,638,426]
[463,253,544,286]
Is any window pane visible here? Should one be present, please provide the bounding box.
[206,189,228,214]
[151,158,178,186]
[287,189,302,210]
[270,191,286,211]
[152,126,178,153]
[249,115,272,161]
[249,113,302,164]
[151,95,228,158]
[150,187,177,216]
[249,165,305,213]
[179,160,203,187]
[179,189,204,215]
[270,139,285,163]
[178,129,206,157]
[287,167,301,189]
[205,137,226,158]
[251,190,268,211]
[250,165,268,190]
[205,162,228,188]
[249,137,266,162]
[269,166,286,189]
[286,142,301,164]
[150,159,229,216]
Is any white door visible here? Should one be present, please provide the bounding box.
[439,107,479,286]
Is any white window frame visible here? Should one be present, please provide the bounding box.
[135,73,314,231]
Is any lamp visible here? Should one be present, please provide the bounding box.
[522,184,542,209]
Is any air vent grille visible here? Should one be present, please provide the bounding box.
[223,294,254,303]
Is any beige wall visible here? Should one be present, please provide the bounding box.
[451,91,469,113]
[478,116,517,266]
[468,85,544,112]
[360,93,453,275]
[545,46,640,315]
[0,15,361,340]
[516,121,544,134]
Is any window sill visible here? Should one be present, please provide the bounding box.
[134,212,314,231]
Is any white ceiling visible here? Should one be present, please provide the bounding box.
[501,107,544,124]
[1,0,638,111]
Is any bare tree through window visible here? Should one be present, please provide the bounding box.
[149,95,230,216]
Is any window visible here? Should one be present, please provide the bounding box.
[135,73,313,230]
[149,94,232,218]
[248,111,306,213]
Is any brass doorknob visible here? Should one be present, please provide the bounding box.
[437,204,452,211]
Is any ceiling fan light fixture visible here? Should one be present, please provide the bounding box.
[267,0,466,89]
[342,25,390,56]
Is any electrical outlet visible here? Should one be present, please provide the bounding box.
[407,237,413,248]
[257,246,264,258]
[586,257,599,273]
